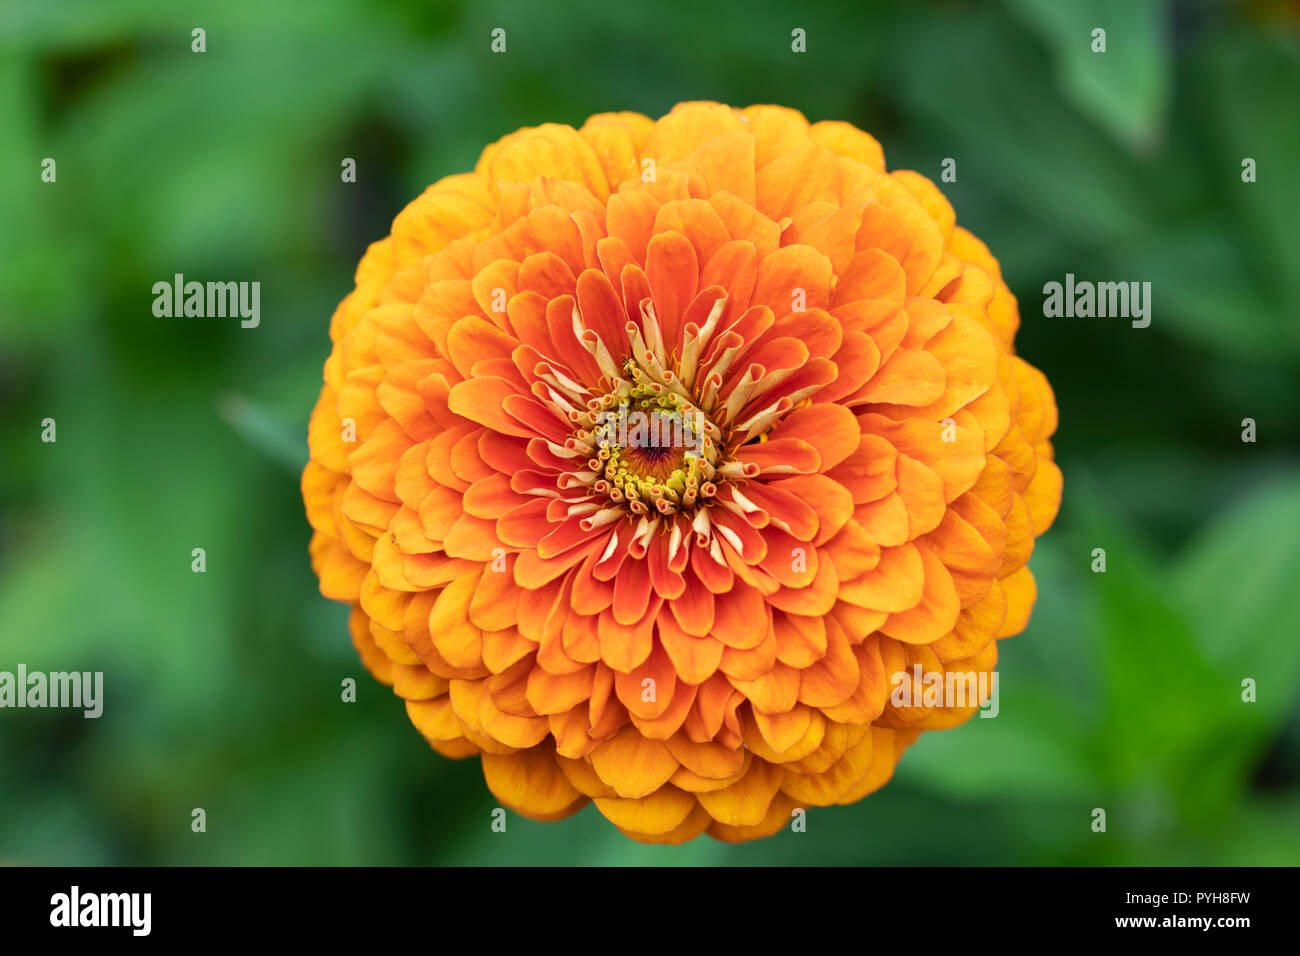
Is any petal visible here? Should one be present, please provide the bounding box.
[589,725,680,799]
[696,757,784,827]
[593,785,697,837]
[481,745,586,819]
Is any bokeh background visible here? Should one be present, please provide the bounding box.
[2,0,1298,865]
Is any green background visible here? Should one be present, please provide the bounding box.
[2,0,1298,865]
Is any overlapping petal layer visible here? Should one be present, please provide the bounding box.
[303,102,1062,842]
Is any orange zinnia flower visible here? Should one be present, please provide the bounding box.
[303,102,1062,843]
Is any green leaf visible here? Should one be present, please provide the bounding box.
[1069,473,1246,821]
[217,391,306,472]
[1003,0,1171,151]
[898,692,1095,800]
[1101,221,1284,362]
[1170,473,1300,728]
[891,8,1155,248]
[1192,30,1300,328]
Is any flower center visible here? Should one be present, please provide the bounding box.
[530,290,772,522]
[582,382,722,515]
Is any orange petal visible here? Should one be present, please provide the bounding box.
[696,757,784,827]
[657,613,724,684]
[589,725,680,798]
[481,745,586,819]
[593,785,696,836]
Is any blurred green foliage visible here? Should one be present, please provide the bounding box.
[1,0,1298,865]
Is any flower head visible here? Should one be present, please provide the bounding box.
[303,102,1062,842]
